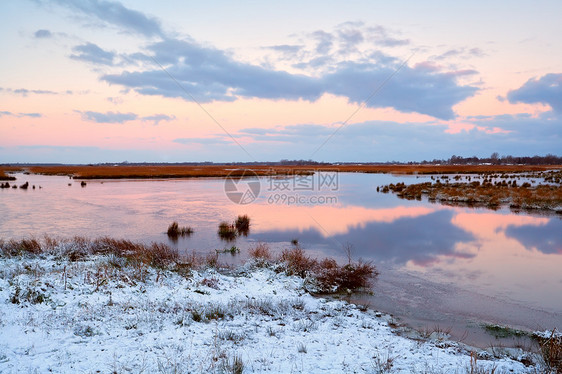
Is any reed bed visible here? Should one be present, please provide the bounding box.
[382,181,562,212]
[2,164,561,180]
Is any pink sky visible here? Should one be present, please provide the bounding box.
[1,1,561,163]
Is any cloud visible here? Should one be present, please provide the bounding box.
[48,0,164,37]
[367,25,410,47]
[507,73,562,113]
[8,88,57,96]
[234,113,562,161]
[70,42,115,65]
[75,110,175,125]
[141,114,175,125]
[45,1,475,119]
[0,87,86,96]
[78,110,137,123]
[337,27,364,51]
[432,47,487,61]
[310,30,334,54]
[0,111,42,118]
[173,137,232,145]
[265,45,302,55]
[34,29,52,38]
[101,38,476,119]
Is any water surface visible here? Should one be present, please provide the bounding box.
[1,172,560,347]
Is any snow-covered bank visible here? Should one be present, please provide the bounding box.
[0,255,541,373]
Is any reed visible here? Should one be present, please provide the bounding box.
[167,221,194,238]
[218,222,237,241]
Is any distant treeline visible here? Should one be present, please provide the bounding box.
[417,153,562,165]
[2,154,560,167]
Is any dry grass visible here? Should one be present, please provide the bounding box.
[167,222,194,238]
[0,236,377,293]
[234,214,250,235]
[315,258,379,291]
[279,247,378,292]
[218,222,238,241]
[5,165,313,179]
[279,247,318,278]
[248,242,273,262]
[3,164,561,180]
[0,170,16,180]
[537,331,562,373]
[383,181,562,212]
[0,236,178,269]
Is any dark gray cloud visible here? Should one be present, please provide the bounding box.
[101,39,476,119]
[78,110,137,123]
[507,73,562,113]
[34,29,52,38]
[70,42,115,65]
[49,0,163,37]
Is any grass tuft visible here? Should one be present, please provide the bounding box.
[536,330,562,373]
[234,214,250,235]
[248,243,272,264]
[218,222,238,241]
[167,221,194,238]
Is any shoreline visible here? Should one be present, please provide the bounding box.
[0,236,558,372]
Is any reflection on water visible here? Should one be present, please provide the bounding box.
[1,172,561,338]
[252,209,476,266]
[505,220,562,255]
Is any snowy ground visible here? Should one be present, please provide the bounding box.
[0,255,541,373]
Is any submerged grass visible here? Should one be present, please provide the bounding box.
[218,222,238,241]
[167,221,194,238]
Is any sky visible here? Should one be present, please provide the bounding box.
[1,0,561,163]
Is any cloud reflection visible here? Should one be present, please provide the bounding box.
[505,219,562,255]
[252,209,475,266]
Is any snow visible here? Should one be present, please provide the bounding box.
[0,256,538,373]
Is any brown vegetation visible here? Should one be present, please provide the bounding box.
[279,246,378,292]
[248,242,273,262]
[218,215,251,240]
[0,236,178,268]
[0,170,16,181]
[382,178,562,212]
[0,236,378,294]
[2,164,561,180]
[218,222,238,241]
[167,221,194,238]
[234,214,251,235]
[536,331,562,373]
